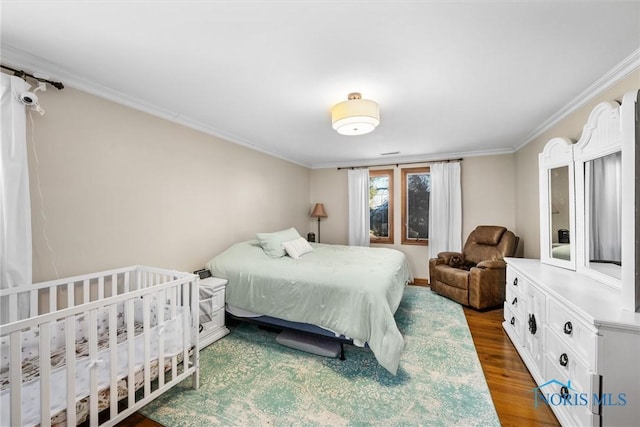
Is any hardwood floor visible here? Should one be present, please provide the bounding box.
[463,306,559,427]
[116,413,161,427]
[117,298,560,427]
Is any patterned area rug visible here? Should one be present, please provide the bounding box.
[140,286,499,426]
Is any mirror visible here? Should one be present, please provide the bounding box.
[584,151,622,279]
[573,100,623,290]
[550,166,571,261]
[539,137,575,270]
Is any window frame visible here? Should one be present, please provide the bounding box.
[401,166,430,246]
[369,169,394,244]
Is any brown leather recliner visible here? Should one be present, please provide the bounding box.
[429,225,519,310]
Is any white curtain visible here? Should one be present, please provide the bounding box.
[588,152,622,262]
[1,73,32,322]
[428,162,462,259]
[348,169,370,246]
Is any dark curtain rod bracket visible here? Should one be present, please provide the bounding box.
[337,157,463,170]
[1,64,64,90]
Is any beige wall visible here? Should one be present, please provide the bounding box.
[460,154,516,238]
[308,168,349,245]
[309,153,517,280]
[27,86,311,282]
[514,69,640,258]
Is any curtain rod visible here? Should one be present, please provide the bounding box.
[336,157,463,170]
[1,64,64,90]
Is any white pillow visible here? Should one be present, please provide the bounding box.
[282,237,314,259]
[256,227,302,258]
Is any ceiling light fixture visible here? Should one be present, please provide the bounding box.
[331,92,379,136]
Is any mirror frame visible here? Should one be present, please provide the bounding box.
[573,101,622,291]
[620,90,638,312]
[539,137,576,270]
[539,92,638,312]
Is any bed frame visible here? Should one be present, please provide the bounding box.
[0,266,199,427]
[226,311,355,360]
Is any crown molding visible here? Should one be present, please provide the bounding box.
[513,48,640,152]
[310,147,514,170]
[0,44,311,169]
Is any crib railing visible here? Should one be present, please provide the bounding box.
[0,266,200,427]
[1,265,193,323]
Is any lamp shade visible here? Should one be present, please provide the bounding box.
[331,92,379,136]
[310,203,328,218]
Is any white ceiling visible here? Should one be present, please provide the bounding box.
[2,1,639,168]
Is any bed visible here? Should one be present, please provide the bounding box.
[0,266,199,427]
[206,231,412,375]
[552,243,571,260]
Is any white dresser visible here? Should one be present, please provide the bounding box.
[198,277,230,349]
[503,258,640,426]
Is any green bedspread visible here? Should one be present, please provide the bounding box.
[206,241,412,374]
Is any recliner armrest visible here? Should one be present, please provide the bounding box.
[468,260,507,309]
[436,251,463,265]
[474,259,506,270]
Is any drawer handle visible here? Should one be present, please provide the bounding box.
[560,386,570,400]
[563,321,573,335]
[559,353,569,367]
[528,313,537,335]
[510,317,515,325]
[513,277,518,287]
[512,297,518,305]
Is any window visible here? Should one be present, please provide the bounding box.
[401,167,430,245]
[369,169,394,244]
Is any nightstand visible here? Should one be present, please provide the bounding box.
[199,276,230,349]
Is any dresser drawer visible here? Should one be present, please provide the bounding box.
[201,307,225,332]
[505,282,525,319]
[547,298,598,370]
[544,353,601,426]
[199,287,225,324]
[504,302,524,346]
[545,329,597,401]
[506,267,527,297]
[200,285,225,309]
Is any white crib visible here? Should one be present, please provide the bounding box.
[0,266,200,427]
